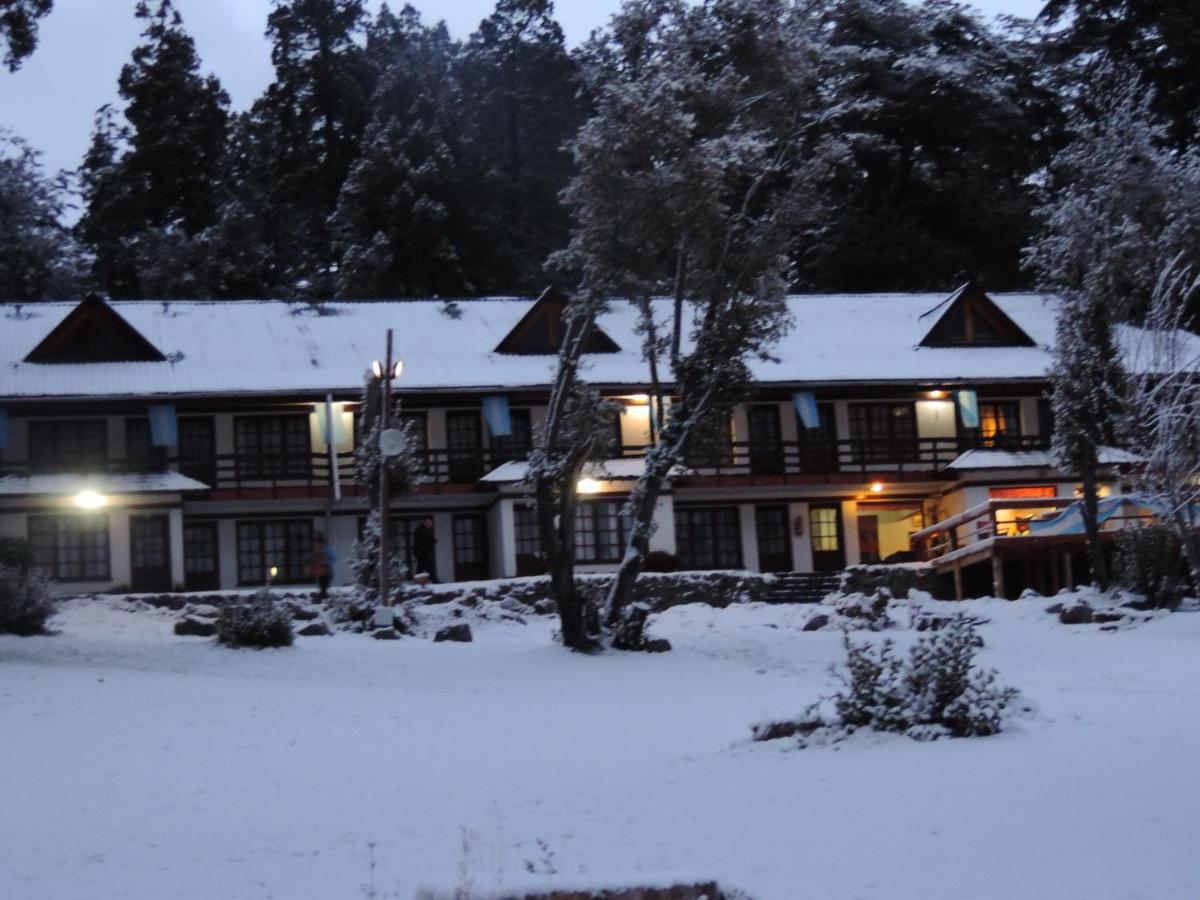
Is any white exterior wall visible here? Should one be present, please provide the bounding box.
[490,501,514,579]
[789,502,814,572]
[841,499,861,567]
[738,504,758,571]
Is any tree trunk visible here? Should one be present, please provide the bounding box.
[1078,456,1110,589]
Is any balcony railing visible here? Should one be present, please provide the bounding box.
[0,434,1051,495]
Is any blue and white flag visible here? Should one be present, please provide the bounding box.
[793,392,820,429]
[148,404,178,446]
[482,395,512,437]
[0,408,7,450]
[956,389,980,429]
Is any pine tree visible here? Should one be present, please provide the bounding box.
[0,0,53,71]
[0,131,84,299]
[76,0,229,298]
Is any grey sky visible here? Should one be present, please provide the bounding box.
[0,0,1045,179]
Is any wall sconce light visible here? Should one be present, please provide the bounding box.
[926,390,948,400]
[869,481,885,494]
[73,490,107,509]
[577,477,600,494]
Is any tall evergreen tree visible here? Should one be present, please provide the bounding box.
[0,0,53,71]
[1040,1,1200,149]
[259,0,372,296]
[797,0,1055,292]
[457,0,586,292]
[77,0,229,297]
[332,5,471,297]
[0,131,83,299]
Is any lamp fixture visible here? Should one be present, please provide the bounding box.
[926,390,948,400]
[73,489,107,509]
[577,477,600,494]
[869,481,885,494]
[371,359,402,380]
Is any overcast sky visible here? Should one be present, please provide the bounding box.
[0,0,1045,179]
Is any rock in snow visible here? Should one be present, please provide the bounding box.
[433,624,472,643]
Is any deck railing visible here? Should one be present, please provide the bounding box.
[0,434,1053,495]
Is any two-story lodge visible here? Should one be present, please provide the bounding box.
[2,285,1193,599]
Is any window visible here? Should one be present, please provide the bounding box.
[574,500,624,563]
[28,515,110,581]
[184,523,219,575]
[810,506,840,552]
[178,417,216,484]
[234,415,311,479]
[675,507,741,570]
[847,403,917,463]
[236,520,312,584]
[125,418,168,473]
[988,486,1055,500]
[401,412,429,475]
[446,411,483,482]
[978,401,1021,447]
[28,420,107,473]
[452,514,489,581]
[492,409,533,465]
[514,504,541,558]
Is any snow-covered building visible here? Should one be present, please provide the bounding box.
[0,285,1189,596]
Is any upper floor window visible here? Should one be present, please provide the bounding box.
[978,401,1021,447]
[847,403,917,463]
[234,415,311,479]
[29,419,107,473]
[125,418,168,473]
[178,417,216,484]
[492,409,533,465]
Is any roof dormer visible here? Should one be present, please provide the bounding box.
[494,287,621,355]
[918,283,1036,348]
[24,294,166,364]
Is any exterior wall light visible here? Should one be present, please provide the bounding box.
[926,390,948,399]
[869,481,885,494]
[577,477,601,494]
[74,490,107,509]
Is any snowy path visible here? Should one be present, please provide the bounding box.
[1,598,1198,899]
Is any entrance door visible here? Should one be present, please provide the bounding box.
[183,521,220,592]
[748,405,784,475]
[446,411,483,482]
[858,514,881,564]
[452,514,489,582]
[130,514,172,592]
[755,505,793,572]
[809,504,846,572]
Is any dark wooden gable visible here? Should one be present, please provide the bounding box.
[919,283,1036,348]
[494,287,621,355]
[24,294,166,363]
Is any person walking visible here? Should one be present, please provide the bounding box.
[411,516,438,582]
[308,532,336,599]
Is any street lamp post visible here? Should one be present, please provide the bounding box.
[372,329,403,622]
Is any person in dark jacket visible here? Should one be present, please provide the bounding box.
[411,516,438,582]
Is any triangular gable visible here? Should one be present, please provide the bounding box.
[918,283,1036,348]
[494,287,621,355]
[24,294,166,364]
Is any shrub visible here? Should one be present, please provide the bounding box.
[216,589,294,648]
[0,565,54,636]
[756,617,1019,745]
[1114,524,1189,609]
[0,537,34,573]
[642,551,680,573]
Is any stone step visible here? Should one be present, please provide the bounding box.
[762,572,843,604]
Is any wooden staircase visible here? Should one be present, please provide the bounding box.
[763,572,843,604]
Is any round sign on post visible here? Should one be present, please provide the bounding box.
[379,428,405,457]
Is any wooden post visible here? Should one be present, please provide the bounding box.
[1063,550,1074,592]
[953,561,964,602]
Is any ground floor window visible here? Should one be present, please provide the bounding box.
[236,519,312,584]
[575,500,624,563]
[28,514,110,581]
[184,522,219,576]
[452,514,488,581]
[675,507,741,570]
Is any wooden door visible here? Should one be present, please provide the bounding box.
[755,505,793,573]
[130,514,172,592]
[748,405,784,475]
[452,514,489,582]
[809,504,846,572]
[183,521,220,592]
[798,402,838,473]
[858,514,881,564]
[446,411,483,482]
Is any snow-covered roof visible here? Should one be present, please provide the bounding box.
[0,292,1194,400]
[946,447,1141,471]
[0,472,210,497]
[480,457,676,484]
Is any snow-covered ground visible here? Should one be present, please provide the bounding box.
[2,593,1199,899]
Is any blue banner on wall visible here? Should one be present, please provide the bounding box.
[793,392,820,429]
[482,395,512,437]
[956,389,980,429]
[148,404,178,446]
[0,408,7,450]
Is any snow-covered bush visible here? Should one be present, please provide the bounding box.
[756,617,1019,745]
[1114,524,1190,609]
[0,565,53,636]
[0,536,34,572]
[216,589,293,648]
